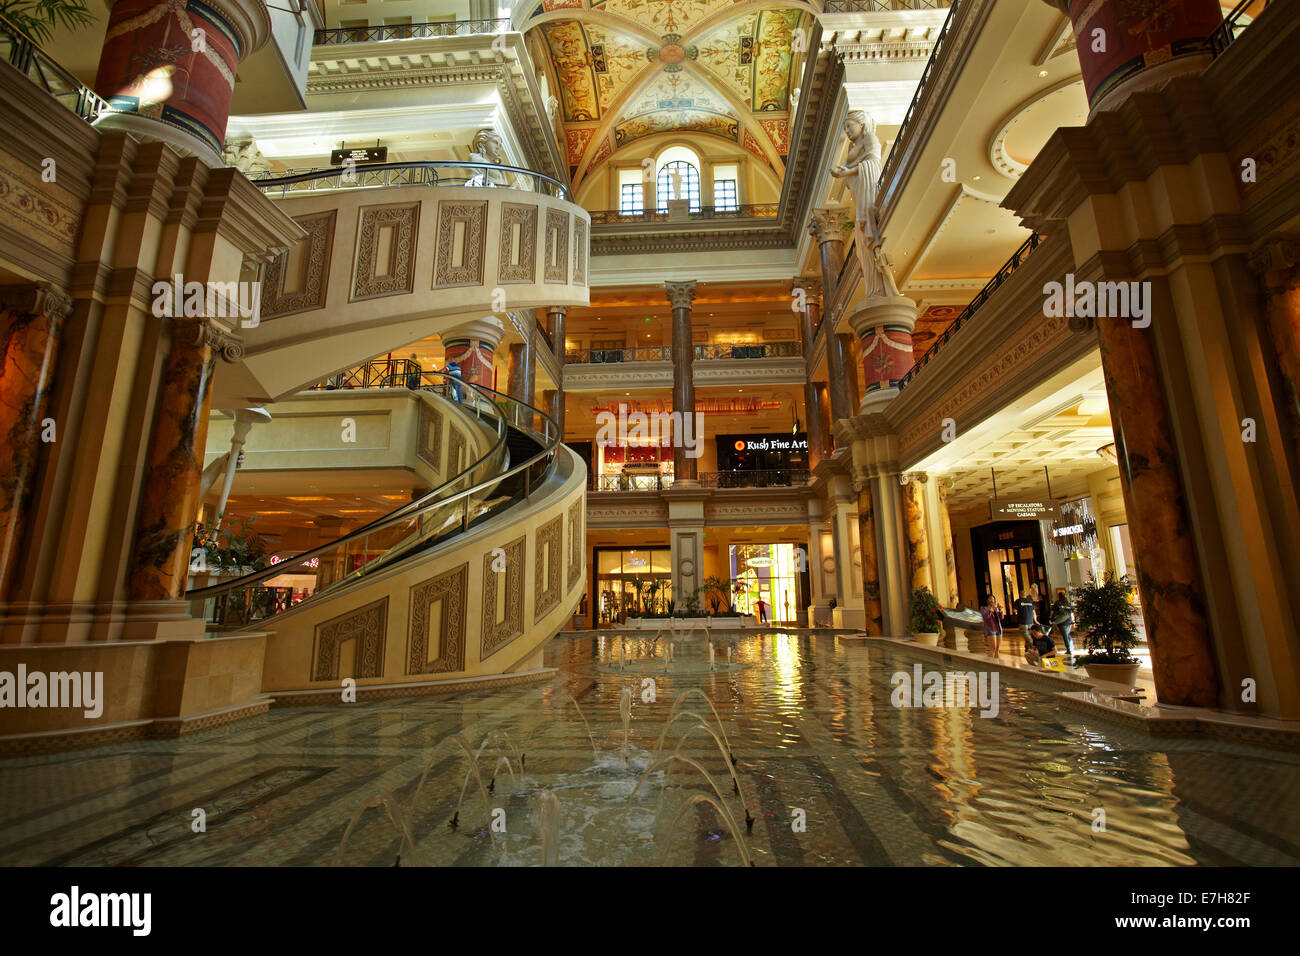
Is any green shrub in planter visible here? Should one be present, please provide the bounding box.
[909,586,942,633]
[1073,573,1141,665]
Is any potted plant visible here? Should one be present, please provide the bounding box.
[909,586,942,646]
[1073,573,1142,685]
[702,576,731,615]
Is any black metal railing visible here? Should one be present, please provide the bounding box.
[878,0,960,190]
[699,470,810,489]
[898,232,1041,390]
[0,14,108,124]
[589,203,779,224]
[592,473,670,492]
[694,342,802,360]
[1210,0,1271,56]
[315,17,510,46]
[564,341,802,364]
[307,359,423,390]
[251,160,569,201]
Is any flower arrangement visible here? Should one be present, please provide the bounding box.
[909,585,943,634]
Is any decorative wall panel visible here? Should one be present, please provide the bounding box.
[311,596,387,681]
[352,202,419,300]
[407,564,468,674]
[447,426,467,477]
[534,515,563,622]
[544,208,569,283]
[573,218,588,286]
[497,202,538,283]
[567,498,583,590]
[416,400,443,472]
[434,200,487,287]
[481,535,526,658]
[261,210,336,319]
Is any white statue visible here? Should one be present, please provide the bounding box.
[830,110,899,299]
[545,94,560,121]
[670,167,683,200]
[467,128,510,187]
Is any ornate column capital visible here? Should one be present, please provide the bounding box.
[899,471,928,486]
[189,317,245,363]
[0,282,74,321]
[936,475,955,492]
[1249,236,1300,290]
[808,208,847,245]
[665,280,697,310]
[546,305,569,317]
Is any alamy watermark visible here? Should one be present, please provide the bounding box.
[151,274,262,328]
[0,666,103,719]
[1043,274,1151,328]
[890,664,999,718]
[593,403,705,459]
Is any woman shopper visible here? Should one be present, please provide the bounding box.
[980,594,1004,658]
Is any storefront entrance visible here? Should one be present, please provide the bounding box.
[970,521,1050,620]
[729,543,802,623]
[593,546,672,626]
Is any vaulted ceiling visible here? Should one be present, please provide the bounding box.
[523,1,814,190]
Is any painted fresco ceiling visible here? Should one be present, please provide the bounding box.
[525,1,814,192]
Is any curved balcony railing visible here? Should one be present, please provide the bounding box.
[187,371,559,628]
[1211,0,1272,55]
[251,160,570,201]
[898,232,1041,390]
[315,17,510,46]
[0,13,108,123]
[306,359,422,390]
[592,473,669,493]
[589,203,779,224]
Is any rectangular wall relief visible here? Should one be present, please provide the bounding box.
[312,596,387,682]
[261,209,336,319]
[534,515,563,623]
[416,400,443,472]
[481,536,527,659]
[497,202,538,284]
[434,200,487,288]
[573,218,587,286]
[567,499,583,591]
[352,202,419,300]
[544,208,569,284]
[407,564,468,674]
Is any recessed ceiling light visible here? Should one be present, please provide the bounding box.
[1039,70,1048,77]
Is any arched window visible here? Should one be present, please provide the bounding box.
[657,161,701,213]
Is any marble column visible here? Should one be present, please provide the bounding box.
[92,0,272,165]
[1042,0,1223,114]
[1096,313,1219,706]
[128,318,239,602]
[817,382,833,453]
[899,472,932,595]
[805,498,829,626]
[547,305,567,364]
[0,284,73,602]
[506,319,536,430]
[856,478,883,635]
[548,389,565,444]
[809,208,846,305]
[665,280,698,484]
[937,477,960,604]
[1250,238,1300,478]
[443,317,505,391]
[793,276,827,467]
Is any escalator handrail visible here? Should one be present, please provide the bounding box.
[186,372,559,600]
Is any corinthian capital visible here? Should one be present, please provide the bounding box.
[808,208,847,245]
[188,317,245,363]
[0,282,73,321]
[664,280,697,310]
[898,471,928,486]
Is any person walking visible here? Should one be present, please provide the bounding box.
[1014,590,1040,653]
[443,359,463,403]
[980,593,1004,659]
[755,596,769,624]
[1050,589,1075,658]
